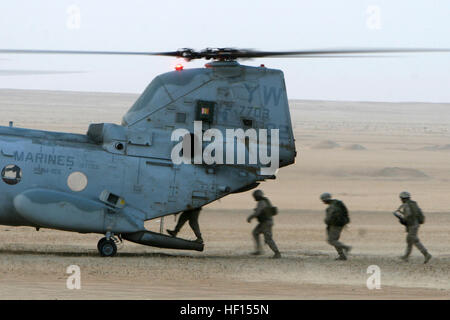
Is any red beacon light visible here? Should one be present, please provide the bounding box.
[175,64,184,71]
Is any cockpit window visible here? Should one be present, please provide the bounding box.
[123,77,172,125]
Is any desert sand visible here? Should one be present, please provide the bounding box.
[0,89,449,299]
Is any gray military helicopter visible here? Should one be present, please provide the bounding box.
[0,47,448,256]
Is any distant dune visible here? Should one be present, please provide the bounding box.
[421,144,450,151]
[344,144,367,151]
[312,140,340,149]
[372,167,429,179]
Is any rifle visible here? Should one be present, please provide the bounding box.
[393,206,407,226]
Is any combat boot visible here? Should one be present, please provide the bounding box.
[195,237,204,244]
[272,252,281,259]
[335,255,347,261]
[167,229,177,237]
[400,255,409,262]
[424,253,432,264]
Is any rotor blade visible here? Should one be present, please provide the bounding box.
[0,49,196,61]
[0,69,82,76]
[1,48,449,60]
[0,49,154,56]
[235,48,450,58]
[245,55,398,59]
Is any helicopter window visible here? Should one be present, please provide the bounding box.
[242,118,253,128]
[176,112,186,123]
[67,171,88,192]
[195,100,216,123]
[107,193,119,204]
[1,164,22,185]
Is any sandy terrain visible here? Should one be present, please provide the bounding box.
[0,89,449,299]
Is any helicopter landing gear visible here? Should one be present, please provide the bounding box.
[97,238,116,257]
[97,232,122,257]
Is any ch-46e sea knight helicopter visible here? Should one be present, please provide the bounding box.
[0,47,448,256]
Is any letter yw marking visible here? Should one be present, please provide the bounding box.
[244,84,259,103]
[263,86,283,106]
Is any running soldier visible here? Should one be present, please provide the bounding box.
[393,191,432,264]
[320,193,352,261]
[247,190,281,259]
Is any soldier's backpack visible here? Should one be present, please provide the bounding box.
[409,201,425,224]
[262,198,278,218]
[333,200,350,226]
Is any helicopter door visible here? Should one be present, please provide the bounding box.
[167,160,216,210]
[144,160,175,218]
[120,156,175,220]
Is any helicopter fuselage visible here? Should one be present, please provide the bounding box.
[0,61,296,252]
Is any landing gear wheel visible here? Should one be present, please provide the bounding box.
[97,237,106,252]
[97,237,117,257]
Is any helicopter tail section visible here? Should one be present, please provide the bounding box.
[257,68,296,169]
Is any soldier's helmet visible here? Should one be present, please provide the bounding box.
[252,189,264,200]
[320,192,332,201]
[399,191,411,199]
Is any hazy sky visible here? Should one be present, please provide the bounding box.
[0,0,449,102]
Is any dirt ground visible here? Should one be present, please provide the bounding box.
[0,210,450,299]
[0,89,449,299]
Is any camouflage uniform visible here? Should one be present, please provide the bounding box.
[248,196,280,257]
[168,208,203,243]
[398,200,430,260]
[325,200,351,260]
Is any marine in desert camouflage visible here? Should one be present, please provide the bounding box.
[247,190,281,259]
[320,193,352,261]
[394,191,432,264]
